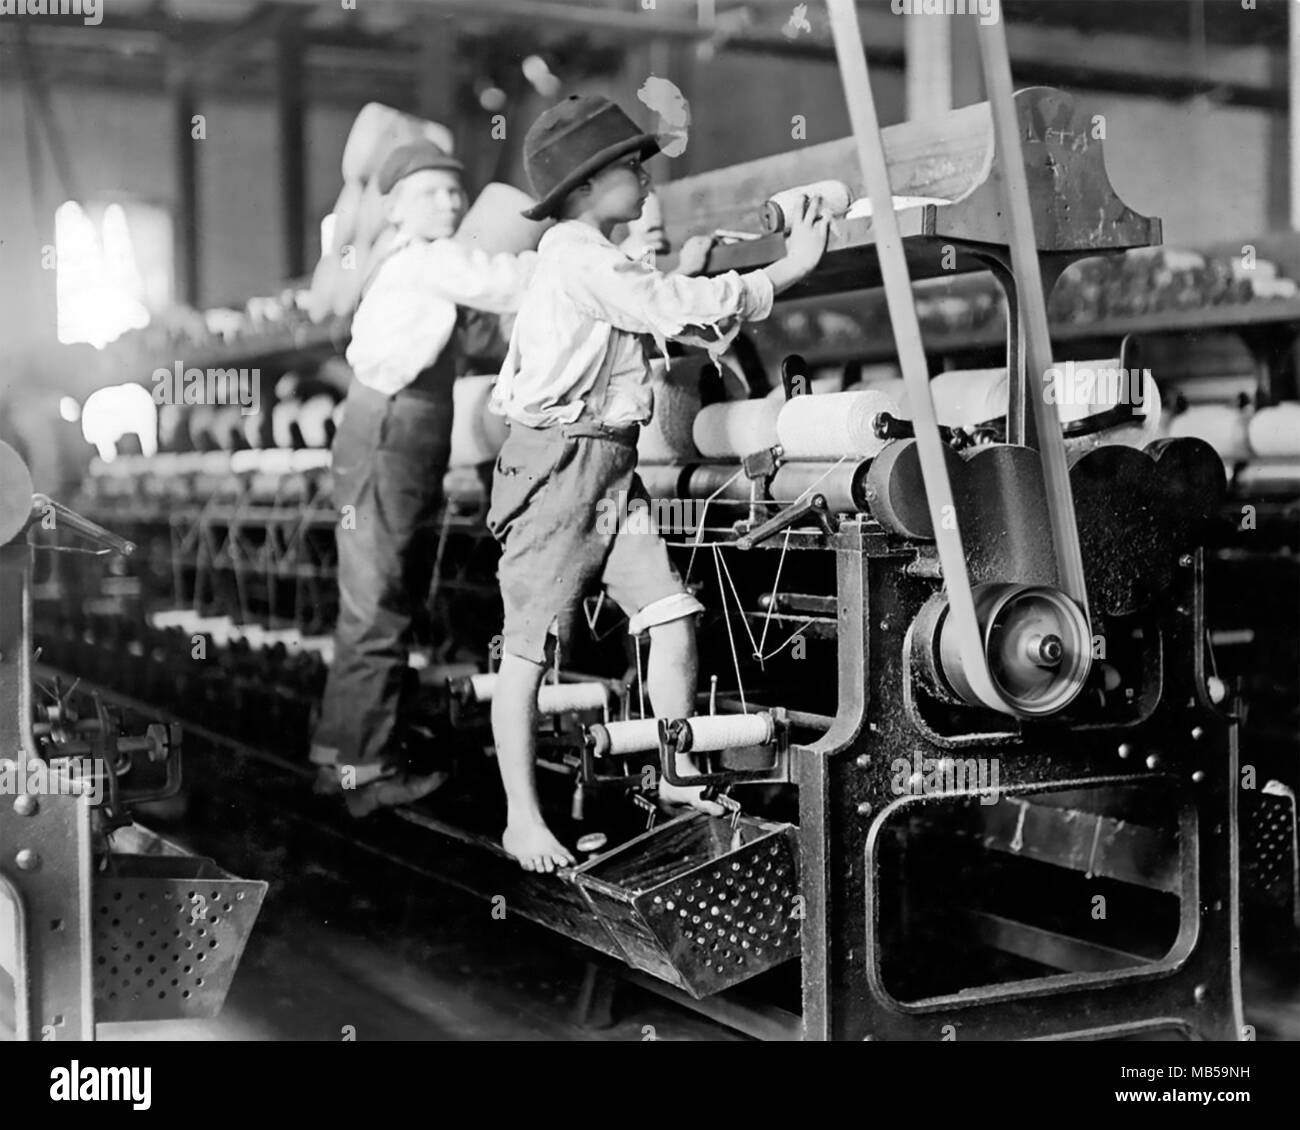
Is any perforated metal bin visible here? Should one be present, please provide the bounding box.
[92,824,267,1023]
[570,811,800,999]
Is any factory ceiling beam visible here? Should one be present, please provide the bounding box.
[168,2,305,89]
[276,16,307,280]
[173,81,200,305]
[0,2,1289,111]
[277,0,712,39]
[1292,2,1300,230]
[162,6,202,306]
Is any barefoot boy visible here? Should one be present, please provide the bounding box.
[487,95,828,871]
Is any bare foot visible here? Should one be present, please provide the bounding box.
[503,818,575,873]
[658,774,726,816]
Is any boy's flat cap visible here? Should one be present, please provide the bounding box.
[376,139,464,194]
[520,94,660,221]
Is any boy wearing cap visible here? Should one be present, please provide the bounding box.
[313,139,538,817]
[487,95,828,871]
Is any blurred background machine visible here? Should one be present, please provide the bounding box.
[0,440,265,1041]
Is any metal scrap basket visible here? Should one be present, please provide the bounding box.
[571,811,800,999]
[92,824,267,1023]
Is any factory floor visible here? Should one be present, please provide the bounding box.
[94,738,741,1043]
[4,733,1297,1042]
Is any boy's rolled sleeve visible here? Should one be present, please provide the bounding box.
[737,268,775,322]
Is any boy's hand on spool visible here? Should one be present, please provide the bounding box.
[785,194,830,277]
[675,234,716,276]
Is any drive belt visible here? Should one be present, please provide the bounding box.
[825,0,1090,716]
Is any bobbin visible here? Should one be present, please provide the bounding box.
[449,673,612,715]
[656,710,790,790]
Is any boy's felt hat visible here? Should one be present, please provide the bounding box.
[376,139,464,195]
[520,95,660,221]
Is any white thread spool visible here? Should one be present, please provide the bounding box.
[328,180,365,255]
[291,449,332,473]
[355,176,389,257]
[271,400,300,450]
[240,449,295,476]
[466,674,607,714]
[297,395,337,448]
[760,180,853,234]
[306,253,341,324]
[454,183,551,256]
[929,368,1005,429]
[1061,371,1163,454]
[860,375,909,416]
[776,390,898,460]
[692,399,783,459]
[341,103,456,184]
[537,683,609,714]
[209,406,245,452]
[929,363,1161,449]
[588,718,661,756]
[1247,403,1300,458]
[188,404,219,451]
[450,375,510,467]
[241,409,266,450]
[764,373,844,401]
[679,713,774,752]
[639,360,702,463]
[638,465,685,499]
[467,673,498,702]
[1168,405,1253,463]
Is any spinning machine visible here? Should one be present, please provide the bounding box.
[28,11,1275,1042]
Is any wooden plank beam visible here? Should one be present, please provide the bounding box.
[904,4,951,121]
[276,21,307,280]
[174,82,201,305]
[655,100,993,249]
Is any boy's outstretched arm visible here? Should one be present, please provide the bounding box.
[762,194,831,295]
[575,196,829,343]
[392,240,540,314]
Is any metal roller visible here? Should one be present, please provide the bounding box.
[683,464,753,503]
[637,464,692,500]
[769,460,871,514]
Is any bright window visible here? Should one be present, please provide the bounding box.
[55,199,173,349]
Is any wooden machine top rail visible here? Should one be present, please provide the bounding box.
[656,86,1160,299]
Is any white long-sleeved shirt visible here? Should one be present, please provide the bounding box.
[346,231,538,396]
[491,220,774,428]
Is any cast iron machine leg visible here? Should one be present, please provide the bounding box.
[0,541,96,1041]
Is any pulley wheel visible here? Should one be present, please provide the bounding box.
[937,583,1091,717]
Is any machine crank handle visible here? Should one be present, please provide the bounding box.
[735,493,834,550]
[779,353,810,399]
[29,495,136,557]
